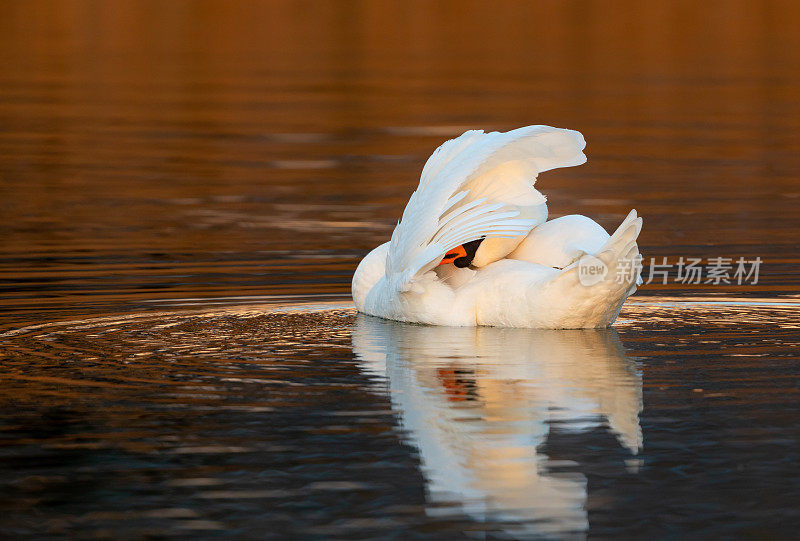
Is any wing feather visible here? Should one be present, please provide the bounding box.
[385,125,587,292]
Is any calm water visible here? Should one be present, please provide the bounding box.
[1,1,799,538]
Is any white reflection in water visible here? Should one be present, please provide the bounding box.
[352,314,643,538]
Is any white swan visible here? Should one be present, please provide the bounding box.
[352,125,643,328]
[352,315,643,537]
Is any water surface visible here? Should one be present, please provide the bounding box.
[1,300,799,537]
[1,1,799,538]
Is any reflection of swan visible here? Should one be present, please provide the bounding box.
[352,314,643,538]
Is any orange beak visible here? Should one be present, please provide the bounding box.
[438,245,467,266]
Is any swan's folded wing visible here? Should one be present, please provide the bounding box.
[385,126,587,292]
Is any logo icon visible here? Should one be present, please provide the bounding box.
[578,255,608,286]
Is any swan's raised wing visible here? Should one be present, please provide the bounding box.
[385,125,586,292]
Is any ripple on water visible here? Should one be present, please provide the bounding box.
[0,298,798,538]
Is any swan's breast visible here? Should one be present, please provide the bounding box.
[352,242,390,310]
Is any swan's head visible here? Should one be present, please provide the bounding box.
[437,192,548,271]
[438,238,484,268]
[436,188,549,270]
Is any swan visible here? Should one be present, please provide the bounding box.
[352,125,643,328]
[352,315,643,537]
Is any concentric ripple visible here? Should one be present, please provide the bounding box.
[1,298,798,538]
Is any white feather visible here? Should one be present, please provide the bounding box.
[385,125,586,292]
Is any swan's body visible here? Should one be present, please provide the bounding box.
[352,125,643,328]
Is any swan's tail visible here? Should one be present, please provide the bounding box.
[550,210,643,327]
[598,209,644,288]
